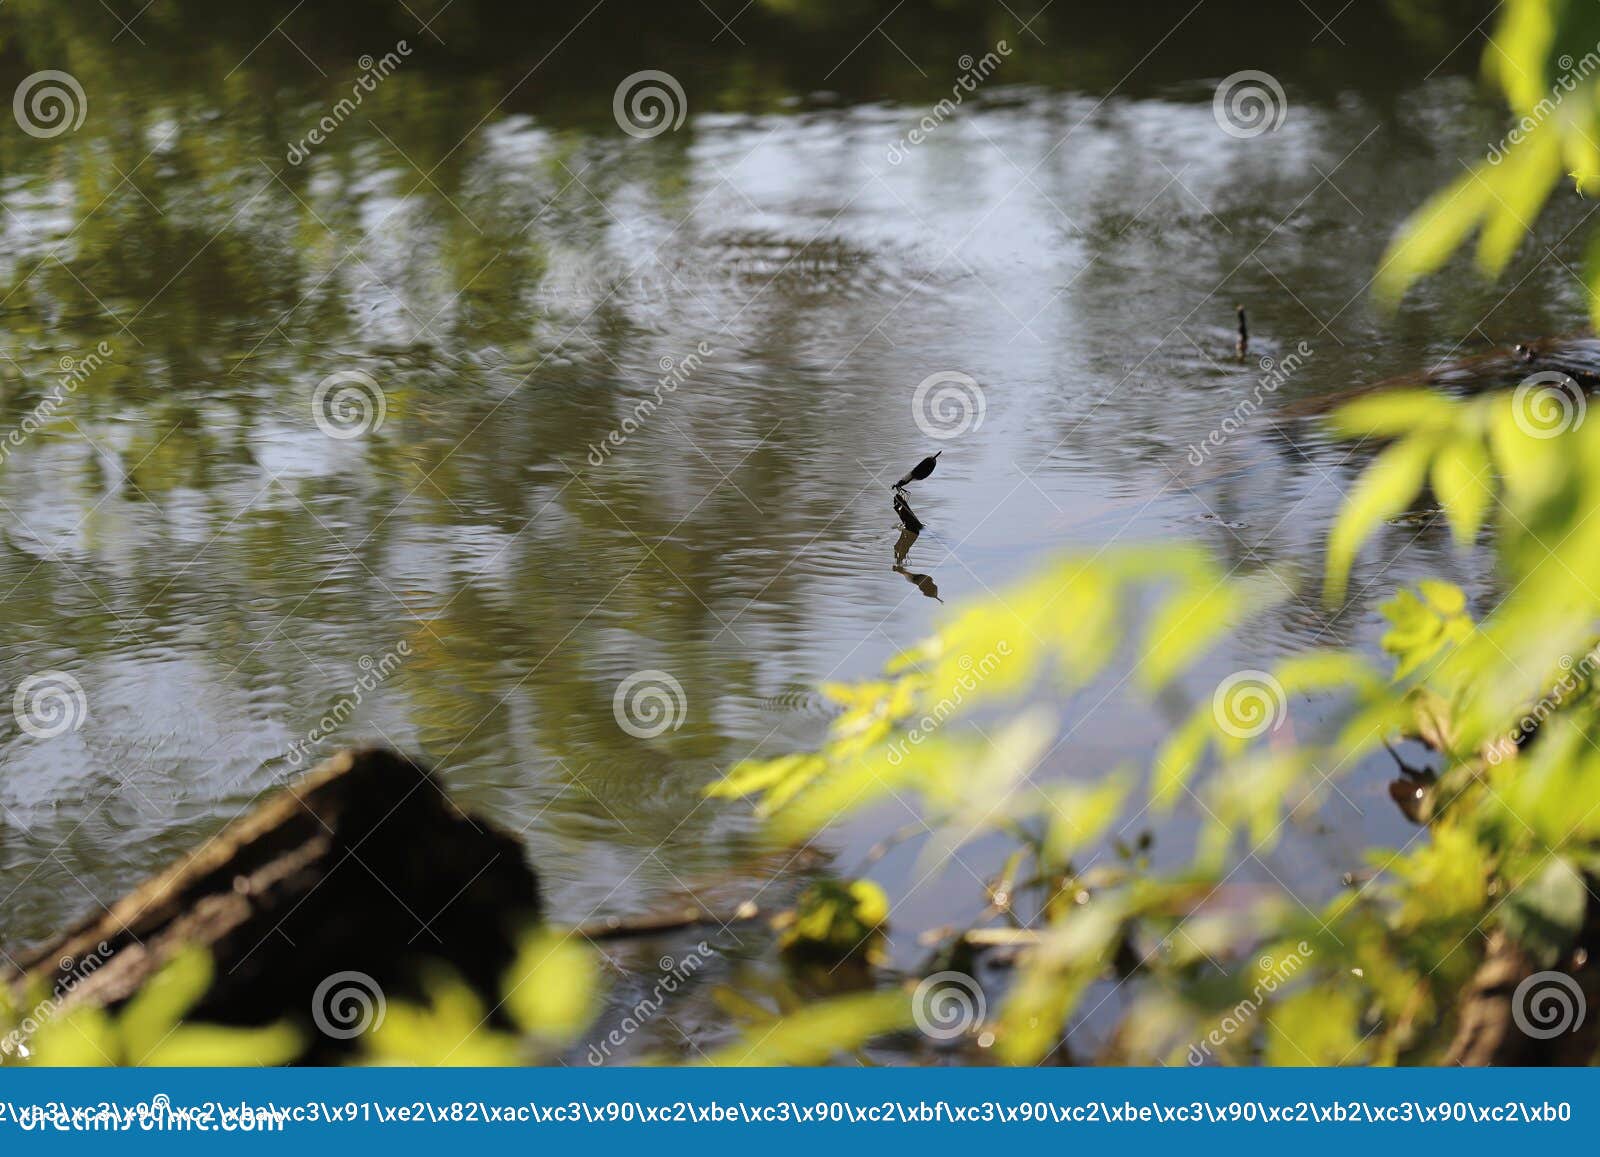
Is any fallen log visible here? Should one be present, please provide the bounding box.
[6,747,541,1062]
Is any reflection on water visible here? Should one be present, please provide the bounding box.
[0,0,1563,1057]
[891,500,940,601]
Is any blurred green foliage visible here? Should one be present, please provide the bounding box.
[774,879,891,966]
[361,929,602,1065]
[1380,0,1600,318]
[711,378,1600,1062]
[694,0,1600,1067]
[2,947,300,1066]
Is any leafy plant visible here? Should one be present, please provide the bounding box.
[703,368,1600,1063]
[7,948,299,1066]
[1378,0,1600,321]
[361,928,602,1065]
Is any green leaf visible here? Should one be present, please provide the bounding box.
[1264,988,1366,1065]
[1379,582,1474,680]
[119,946,213,1062]
[996,901,1126,1064]
[1274,649,1382,696]
[919,709,1057,867]
[1431,436,1494,544]
[1476,127,1563,275]
[699,992,913,1066]
[1502,857,1588,967]
[1042,774,1131,867]
[1326,436,1437,604]
[777,878,890,965]
[1374,171,1497,307]
[26,1006,118,1066]
[141,1024,301,1067]
[1330,390,1456,439]
[1418,578,1467,616]
[1138,581,1277,691]
[707,753,825,802]
[1488,0,1600,115]
[1488,395,1565,499]
[367,972,525,1066]
[502,930,601,1046]
[1152,708,1214,811]
[1407,687,1457,753]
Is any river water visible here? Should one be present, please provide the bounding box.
[0,0,1571,1059]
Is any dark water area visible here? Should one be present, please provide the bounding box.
[0,0,1573,1059]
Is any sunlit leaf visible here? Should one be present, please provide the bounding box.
[1375,171,1498,306]
[1326,436,1437,604]
[119,946,214,1062]
[26,1006,118,1067]
[502,930,601,1047]
[776,878,890,965]
[142,1023,301,1067]
[1330,390,1457,439]
[1263,988,1365,1065]
[1042,774,1131,867]
[1153,709,1214,811]
[698,992,912,1066]
[1431,435,1494,544]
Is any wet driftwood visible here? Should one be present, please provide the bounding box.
[7,747,541,1059]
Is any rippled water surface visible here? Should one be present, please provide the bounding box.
[0,0,1570,1057]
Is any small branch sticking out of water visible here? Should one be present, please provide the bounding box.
[576,901,764,942]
